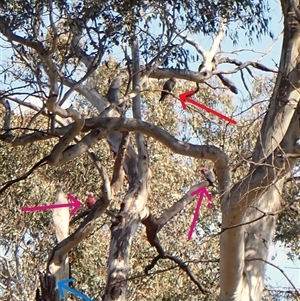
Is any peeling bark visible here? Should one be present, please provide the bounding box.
[111,132,129,196]
[1,2,299,300]
[104,33,150,301]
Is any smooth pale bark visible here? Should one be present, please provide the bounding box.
[220,1,300,299]
[39,187,70,301]
[243,179,284,300]
[1,2,300,299]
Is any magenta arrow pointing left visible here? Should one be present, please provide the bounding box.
[22,193,81,216]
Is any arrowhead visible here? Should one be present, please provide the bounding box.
[191,186,212,201]
[67,194,82,216]
[57,278,73,297]
[179,90,195,110]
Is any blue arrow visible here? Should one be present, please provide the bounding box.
[57,278,93,301]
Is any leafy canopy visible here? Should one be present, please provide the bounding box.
[1,0,272,71]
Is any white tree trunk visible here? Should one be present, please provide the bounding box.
[220,0,300,299]
[39,186,70,301]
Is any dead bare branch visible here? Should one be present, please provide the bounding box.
[143,211,209,295]
[142,181,213,294]
[145,251,210,294]
[216,74,238,94]
[216,58,277,75]
[0,91,47,113]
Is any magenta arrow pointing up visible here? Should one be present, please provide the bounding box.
[188,186,212,240]
[22,193,81,216]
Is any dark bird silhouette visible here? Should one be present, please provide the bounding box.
[86,193,96,209]
[159,78,176,102]
[200,167,215,187]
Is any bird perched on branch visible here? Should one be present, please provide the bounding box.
[86,193,96,209]
[159,78,177,102]
[200,167,215,187]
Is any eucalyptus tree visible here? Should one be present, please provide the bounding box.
[0,0,299,300]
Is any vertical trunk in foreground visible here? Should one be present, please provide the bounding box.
[220,1,300,300]
[39,187,70,301]
[104,32,150,301]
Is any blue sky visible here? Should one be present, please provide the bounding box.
[218,1,299,293]
[266,244,299,293]
[0,0,299,296]
[143,0,300,293]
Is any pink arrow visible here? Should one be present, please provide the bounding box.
[22,193,81,216]
[179,90,237,125]
[188,186,212,240]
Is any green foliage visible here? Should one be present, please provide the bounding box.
[0,0,272,76]
[0,0,297,299]
[3,72,298,300]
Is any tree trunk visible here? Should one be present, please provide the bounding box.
[104,32,150,301]
[39,186,70,301]
[220,0,300,299]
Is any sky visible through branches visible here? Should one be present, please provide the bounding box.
[0,0,298,298]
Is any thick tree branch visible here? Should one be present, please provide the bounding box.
[87,150,111,201]
[106,71,128,104]
[216,74,238,94]
[132,36,149,187]
[47,195,110,268]
[48,0,58,55]
[148,67,211,82]
[142,181,208,234]
[142,181,212,295]
[46,96,85,165]
[71,32,100,70]
[57,72,140,188]
[0,98,11,132]
[1,116,229,193]
[61,77,108,112]
[104,33,151,301]
[111,132,129,196]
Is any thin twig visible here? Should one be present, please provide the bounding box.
[248,258,300,296]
